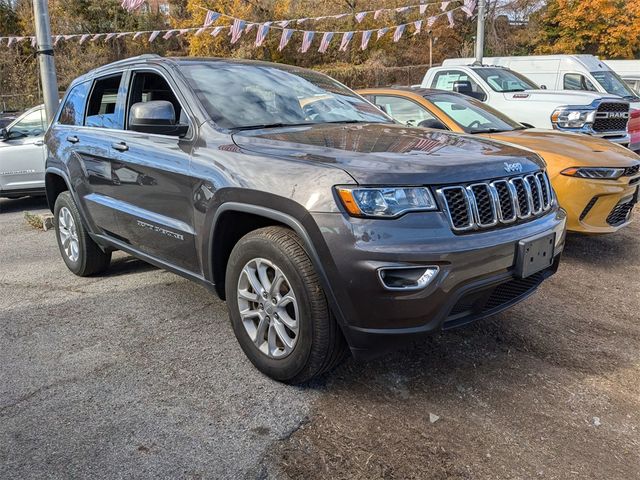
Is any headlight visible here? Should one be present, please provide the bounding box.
[336,186,437,217]
[561,167,625,179]
[551,109,596,129]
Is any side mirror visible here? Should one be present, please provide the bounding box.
[0,128,7,141]
[453,80,473,95]
[129,100,189,137]
[540,84,547,90]
[418,118,448,130]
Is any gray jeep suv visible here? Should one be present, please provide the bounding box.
[45,55,566,383]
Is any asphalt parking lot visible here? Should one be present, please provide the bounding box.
[1,196,639,479]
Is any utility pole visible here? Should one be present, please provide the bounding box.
[32,0,59,123]
[473,0,487,65]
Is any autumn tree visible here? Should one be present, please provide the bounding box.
[535,0,640,58]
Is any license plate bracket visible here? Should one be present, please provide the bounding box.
[515,232,556,279]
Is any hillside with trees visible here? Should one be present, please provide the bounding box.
[1,0,639,110]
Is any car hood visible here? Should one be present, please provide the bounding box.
[485,129,640,170]
[506,90,623,106]
[232,123,545,185]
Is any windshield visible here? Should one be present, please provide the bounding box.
[474,68,538,92]
[180,62,390,129]
[591,71,639,100]
[428,93,523,133]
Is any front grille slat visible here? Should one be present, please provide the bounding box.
[593,102,630,133]
[438,172,553,233]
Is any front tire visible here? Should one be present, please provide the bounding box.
[54,191,111,276]
[225,226,347,384]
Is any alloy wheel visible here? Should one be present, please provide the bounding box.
[237,257,299,359]
[58,206,79,262]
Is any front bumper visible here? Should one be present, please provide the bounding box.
[312,208,567,359]
[552,173,640,233]
[553,125,630,147]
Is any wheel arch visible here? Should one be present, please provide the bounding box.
[45,168,71,213]
[208,202,348,330]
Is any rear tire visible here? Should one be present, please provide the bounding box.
[225,226,348,384]
[54,191,111,276]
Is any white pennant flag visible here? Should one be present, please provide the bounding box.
[413,20,422,35]
[133,32,144,40]
[79,34,90,44]
[105,33,116,41]
[355,12,367,23]
[163,30,176,40]
[447,11,455,27]
[419,4,428,15]
[427,16,437,28]
[441,1,450,11]
[91,34,103,42]
[149,31,160,42]
[462,0,477,17]
[31,37,37,47]
[374,9,383,19]
[211,26,224,37]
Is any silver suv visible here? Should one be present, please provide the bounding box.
[0,105,47,199]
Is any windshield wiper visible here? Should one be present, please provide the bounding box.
[469,127,506,133]
[232,122,312,131]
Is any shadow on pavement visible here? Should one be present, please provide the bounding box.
[0,195,48,214]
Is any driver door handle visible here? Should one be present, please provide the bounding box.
[111,142,129,152]
[33,139,44,146]
[66,135,79,144]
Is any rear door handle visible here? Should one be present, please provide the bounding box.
[111,142,129,152]
[66,135,79,144]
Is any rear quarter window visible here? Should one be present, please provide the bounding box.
[59,81,91,126]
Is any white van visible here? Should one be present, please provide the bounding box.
[603,60,640,95]
[443,55,639,108]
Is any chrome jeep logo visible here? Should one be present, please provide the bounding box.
[504,162,523,173]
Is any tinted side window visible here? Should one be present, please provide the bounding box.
[59,81,91,126]
[127,71,187,128]
[85,74,124,129]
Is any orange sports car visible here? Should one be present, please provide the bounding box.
[358,87,640,233]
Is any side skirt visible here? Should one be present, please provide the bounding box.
[90,232,217,293]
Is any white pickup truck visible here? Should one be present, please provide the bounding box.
[421,64,631,146]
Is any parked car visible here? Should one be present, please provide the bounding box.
[0,104,47,199]
[442,56,640,152]
[45,55,566,383]
[359,87,640,234]
[421,64,632,147]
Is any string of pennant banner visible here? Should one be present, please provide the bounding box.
[0,0,477,53]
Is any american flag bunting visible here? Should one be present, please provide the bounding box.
[393,24,406,42]
[318,31,334,53]
[299,31,314,53]
[338,31,353,51]
[278,28,293,51]
[255,23,271,47]
[360,30,372,50]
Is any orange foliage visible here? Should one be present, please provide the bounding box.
[536,0,640,58]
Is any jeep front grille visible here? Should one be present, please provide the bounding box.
[593,102,630,133]
[437,172,553,233]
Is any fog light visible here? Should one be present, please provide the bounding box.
[377,266,439,291]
